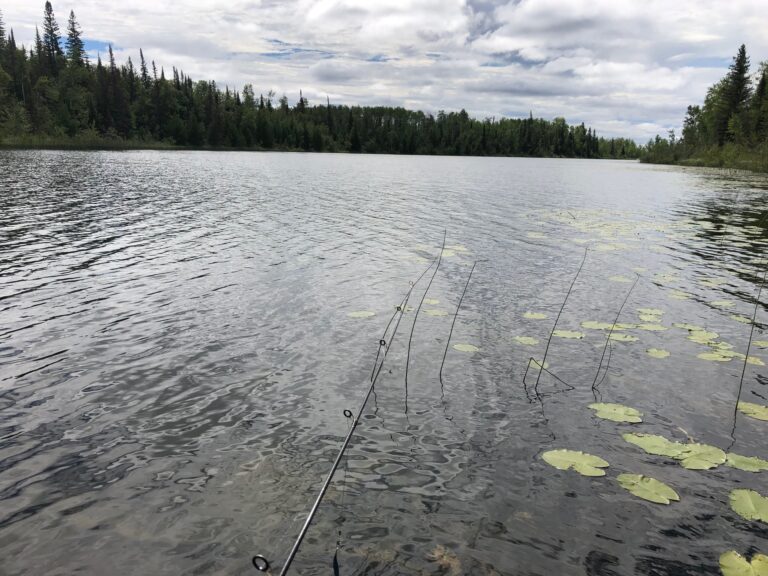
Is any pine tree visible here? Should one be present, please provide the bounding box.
[139,48,150,88]
[0,9,7,54]
[42,1,63,76]
[65,10,85,66]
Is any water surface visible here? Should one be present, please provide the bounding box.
[1,151,767,575]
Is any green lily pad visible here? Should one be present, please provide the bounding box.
[719,551,768,576]
[726,453,768,473]
[638,308,663,316]
[730,489,768,523]
[513,336,539,346]
[732,314,754,325]
[738,402,768,421]
[676,443,726,470]
[669,290,691,300]
[622,433,686,458]
[588,403,643,423]
[524,312,548,320]
[617,473,679,504]
[646,348,670,359]
[582,321,622,330]
[674,323,706,331]
[753,340,768,349]
[553,330,585,339]
[698,351,733,362]
[423,298,440,305]
[424,309,448,317]
[688,330,719,344]
[348,311,376,318]
[609,333,639,342]
[638,314,662,322]
[711,300,735,308]
[529,359,550,370]
[453,343,479,353]
[541,449,609,477]
[637,323,667,331]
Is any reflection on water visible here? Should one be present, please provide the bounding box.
[1,151,767,575]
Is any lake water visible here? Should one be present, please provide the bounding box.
[1,150,767,575]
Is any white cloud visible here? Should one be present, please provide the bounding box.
[2,0,767,141]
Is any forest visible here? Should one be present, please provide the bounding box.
[0,3,640,159]
[642,45,768,172]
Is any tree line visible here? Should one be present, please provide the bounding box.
[0,3,639,158]
[642,45,768,171]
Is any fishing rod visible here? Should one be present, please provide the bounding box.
[252,253,440,575]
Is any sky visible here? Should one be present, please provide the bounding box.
[3,0,768,142]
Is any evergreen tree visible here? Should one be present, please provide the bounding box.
[0,9,7,54]
[42,1,63,76]
[65,10,85,66]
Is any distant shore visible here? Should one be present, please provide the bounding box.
[641,144,768,174]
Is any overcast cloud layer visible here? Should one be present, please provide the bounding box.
[4,0,768,141]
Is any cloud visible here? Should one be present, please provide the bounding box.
[3,0,767,141]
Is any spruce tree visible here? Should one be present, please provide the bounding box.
[0,9,6,54]
[42,1,63,75]
[65,10,85,66]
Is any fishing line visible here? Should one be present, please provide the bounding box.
[404,230,447,413]
[728,261,768,449]
[520,248,587,400]
[438,261,477,428]
[591,274,640,392]
[253,251,439,575]
[439,261,477,388]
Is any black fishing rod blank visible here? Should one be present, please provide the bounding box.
[253,255,439,575]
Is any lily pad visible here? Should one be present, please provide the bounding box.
[669,290,691,300]
[698,351,733,362]
[622,433,686,458]
[726,453,768,473]
[452,343,479,353]
[712,300,735,308]
[753,340,768,348]
[732,314,754,325]
[730,489,768,523]
[719,551,768,576]
[638,314,662,322]
[513,336,539,346]
[609,333,639,342]
[582,321,622,330]
[738,402,768,421]
[424,309,448,317]
[553,330,585,339]
[637,323,668,331]
[529,359,550,370]
[423,298,440,305]
[541,449,609,477]
[588,403,643,423]
[637,308,663,316]
[688,330,719,344]
[347,311,376,319]
[646,348,670,359]
[676,443,726,470]
[674,323,706,331]
[524,312,548,320]
[617,473,679,504]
